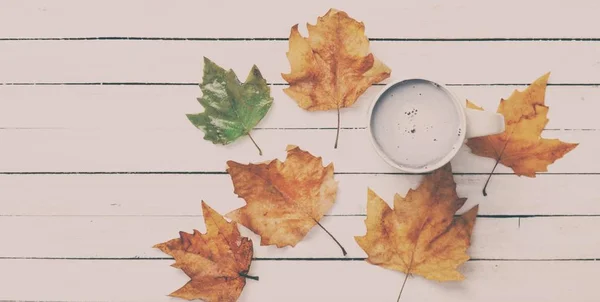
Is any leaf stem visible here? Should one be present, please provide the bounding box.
[482,158,501,196]
[239,272,259,281]
[482,132,513,196]
[397,272,410,302]
[247,132,263,156]
[313,218,347,256]
[334,105,340,149]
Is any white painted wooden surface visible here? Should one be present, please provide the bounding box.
[0,1,598,301]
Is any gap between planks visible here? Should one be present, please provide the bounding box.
[0,127,594,131]
[3,37,600,42]
[2,82,600,86]
[0,257,598,261]
[1,214,600,218]
[1,172,598,175]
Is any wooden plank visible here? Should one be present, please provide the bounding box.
[0,259,597,301]
[2,174,599,216]
[1,216,598,260]
[1,0,599,39]
[0,85,596,130]
[0,128,586,173]
[1,40,599,84]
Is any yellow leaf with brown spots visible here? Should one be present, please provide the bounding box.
[281,9,391,148]
[154,201,255,302]
[355,163,478,300]
[226,145,345,254]
[466,73,578,178]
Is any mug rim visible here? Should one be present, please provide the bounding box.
[366,77,468,173]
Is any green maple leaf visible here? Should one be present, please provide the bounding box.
[187,57,273,155]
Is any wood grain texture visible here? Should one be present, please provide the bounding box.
[2,174,598,216]
[0,85,596,129]
[0,260,598,301]
[0,1,597,301]
[0,128,585,173]
[0,0,599,39]
[0,40,599,84]
[1,216,598,260]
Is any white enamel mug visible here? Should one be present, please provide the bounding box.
[367,78,505,173]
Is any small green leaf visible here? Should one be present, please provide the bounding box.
[187,57,273,155]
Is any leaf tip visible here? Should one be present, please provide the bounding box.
[456,197,468,208]
[225,160,240,169]
[462,204,480,222]
[541,71,551,80]
[247,64,265,81]
[200,201,221,220]
[567,142,580,150]
[185,113,198,121]
[289,23,300,35]
[466,100,483,111]
[366,188,381,203]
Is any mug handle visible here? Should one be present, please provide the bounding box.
[464,108,505,138]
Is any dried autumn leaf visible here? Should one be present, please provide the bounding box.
[154,201,256,302]
[226,145,346,255]
[466,73,578,195]
[281,9,391,148]
[355,163,478,301]
[187,57,273,155]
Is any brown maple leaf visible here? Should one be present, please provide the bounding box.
[466,73,579,195]
[281,8,391,148]
[154,201,256,302]
[226,145,346,255]
[355,163,478,301]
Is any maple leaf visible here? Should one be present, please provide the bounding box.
[281,9,391,148]
[154,201,257,302]
[466,73,579,195]
[187,57,273,155]
[355,163,478,301]
[226,145,346,255]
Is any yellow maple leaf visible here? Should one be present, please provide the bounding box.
[154,201,256,302]
[226,145,345,255]
[281,9,391,148]
[355,163,478,301]
[466,73,578,195]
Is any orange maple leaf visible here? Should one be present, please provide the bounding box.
[226,145,345,255]
[281,9,391,148]
[355,163,478,301]
[466,73,578,195]
[154,201,256,302]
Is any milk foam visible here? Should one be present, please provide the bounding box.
[370,79,462,170]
